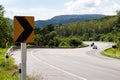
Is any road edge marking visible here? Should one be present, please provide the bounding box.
[31,51,87,80]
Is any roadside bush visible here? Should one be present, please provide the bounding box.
[48,40,55,47]
[1,43,6,48]
[78,43,88,48]
[69,38,82,47]
[59,41,70,48]
[116,37,120,50]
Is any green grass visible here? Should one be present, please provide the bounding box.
[101,48,120,59]
[0,48,19,80]
[78,43,88,48]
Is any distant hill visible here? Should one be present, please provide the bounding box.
[35,14,105,27]
[9,14,105,27]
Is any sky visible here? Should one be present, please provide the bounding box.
[1,0,120,20]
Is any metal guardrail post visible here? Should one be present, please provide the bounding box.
[6,52,9,64]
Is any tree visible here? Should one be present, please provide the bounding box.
[42,24,54,34]
[69,38,82,47]
[34,26,41,34]
[114,10,120,49]
[0,5,12,48]
[0,5,4,17]
[34,34,43,46]
[116,38,120,50]
[116,10,120,24]
[116,10,120,32]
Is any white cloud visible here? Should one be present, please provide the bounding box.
[5,7,64,20]
[64,0,120,15]
[2,0,120,20]
[0,0,18,5]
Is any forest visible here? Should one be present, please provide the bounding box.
[34,13,120,49]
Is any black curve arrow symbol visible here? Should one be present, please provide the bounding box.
[16,17,33,42]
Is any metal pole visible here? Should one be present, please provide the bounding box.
[21,43,27,80]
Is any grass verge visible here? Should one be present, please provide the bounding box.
[0,48,19,80]
[101,48,120,59]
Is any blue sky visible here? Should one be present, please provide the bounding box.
[1,0,120,20]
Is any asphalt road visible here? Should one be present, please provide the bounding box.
[12,42,120,80]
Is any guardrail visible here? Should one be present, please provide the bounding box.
[5,46,15,64]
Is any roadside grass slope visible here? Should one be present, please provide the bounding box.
[101,48,120,59]
[0,48,18,80]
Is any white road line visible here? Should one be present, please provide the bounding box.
[31,52,87,80]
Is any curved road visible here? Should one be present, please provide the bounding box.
[12,42,120,80]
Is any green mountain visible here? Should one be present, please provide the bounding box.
[9,14,105,27]
[35,14,105,27]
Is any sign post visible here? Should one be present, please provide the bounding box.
[14,16,34,80]
[21,43,26,80]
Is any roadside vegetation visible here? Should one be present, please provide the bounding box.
[101,48,120,59]
[0,5,18,80]
[100,11,120,59]
[0,5,13,48]
[33,11,120,48]
[0,48,18,80]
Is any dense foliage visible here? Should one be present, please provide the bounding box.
[0,5,13,48]
[0,48,18,80]
[34,13,120,48]
[55,16,117,41]
[33,24,84,48]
